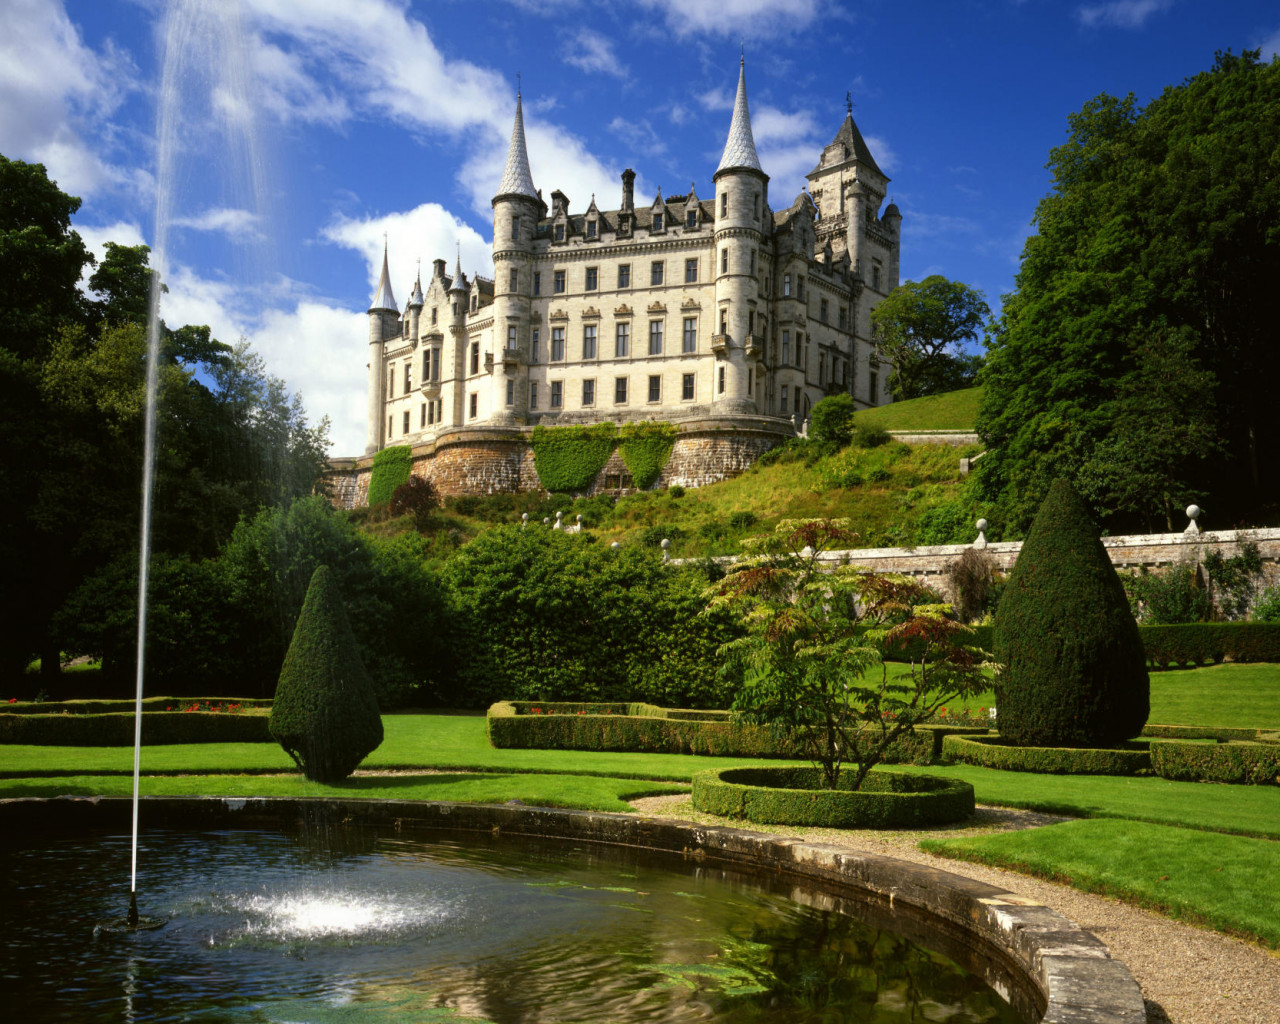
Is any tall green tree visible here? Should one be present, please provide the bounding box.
[977,50,1280,535]
[869,275,989,400]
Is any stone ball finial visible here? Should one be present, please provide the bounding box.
[660,538,670,550]
[1186,505,1200,521]
[976,518,988,533]
[973,518,989,550]
[611,541,620,549]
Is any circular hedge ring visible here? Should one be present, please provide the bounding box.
[691,766,974,829]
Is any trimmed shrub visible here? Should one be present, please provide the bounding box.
[617,421,677,490]
[0,696,272,715]
[994,479,1149,747]
[367,446,412,506]
[942,734,1152,775]
[270,566,384,782]
[388,476,440,524]
[809,394,856,448]
[691,766,974,828]
[530,423,616,492]
[1140,622,1280,667]
[0,709,271,745]
[1151,741,1280,785]
[1141,724,1266,742]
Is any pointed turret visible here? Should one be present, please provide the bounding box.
[494,92,538,203]
[716,58,764,176]
[368,240,398,312]
[449,251,468,294]
[408,265,424,308]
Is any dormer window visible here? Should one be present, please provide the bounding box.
[554,223,565,242]
[687,208,697,228]
[587,219,597,239]
[652,212,663,232]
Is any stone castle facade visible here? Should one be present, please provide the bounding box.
[360,60,901,460]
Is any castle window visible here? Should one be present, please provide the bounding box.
[754,193,760,220]
[428,402,435,425]
[686,207,697,228]
[797,332,805,367]
[582,379,595,406]
[531,328,540,362]
[748,310,755,334]
[782,330,790,364]
[820,298,828,323]
[780,384,788,411]
[721,192,728,217]
[652,212,663,232]
[682,317,697,353]
[469,392,478,419]
[685,258,697,283]
[783,274,791,297]
[749,249,756,275]
[869,371,877,402]
[719,309,727,335]
[797,277,805,301]
[819,352,826,384]
[685,373,696,400]
[618,264,631,288]
[554,223,565,242]
[388,414,393,438]
[471,295,478,313]
[530,381,538,409]
[748,368,753,395]
[551,380,563,408]
[506,379,515,406]
[388,366,394,393]
[554,269,566,294]
[551,327,565,361]
[839,306,847,331]
[533,272,541,295]
[511,216,520,240]
[716,367,724,395]
[583,324,597,359]
[507,325,517,350]
[420,402,426,427]
[509,268,518,292]
[470,343,480,375]
[648,320,663,355]
[650,261,664,286]
[404,362,412,395]
[794,387,802,412]
[587,219,597,239]
[431,306,437,324]
[615,322,629,357]
[615,377,628,403]
[648,375,661,402]
[403,410,410,434]
[585,266,598,291]
[402,319,408,339]
[423,349,431,382]
[721,248,728,274]
[872,265,881,291]
[452,302,459,316]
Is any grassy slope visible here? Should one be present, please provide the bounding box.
[855,387,982,432]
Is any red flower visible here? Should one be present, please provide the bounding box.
[7,698,16,704]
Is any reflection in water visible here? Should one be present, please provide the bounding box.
[0,826,1028,1023]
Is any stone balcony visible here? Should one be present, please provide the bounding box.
[419,380,441,398]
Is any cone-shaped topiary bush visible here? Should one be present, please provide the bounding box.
[994,479,1149,747]
[270,565,383,782]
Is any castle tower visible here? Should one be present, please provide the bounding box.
[365,240,399,453]
[406,262,424,341]
[490,90,540,426]
[712,57,768,415]
[447,252,469,427]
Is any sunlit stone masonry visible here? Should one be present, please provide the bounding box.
[333,60,902,504]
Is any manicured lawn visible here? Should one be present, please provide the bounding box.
[1147,663,1280,729]
[854,386,982,432]
[0,772,687,813]
[921,818,1280,948]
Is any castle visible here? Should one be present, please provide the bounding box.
[336,60,902,504]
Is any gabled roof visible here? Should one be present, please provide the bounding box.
[494,92,538,202]
[369,242,398,312]
[715,58,764,177]
[811,113,885,179]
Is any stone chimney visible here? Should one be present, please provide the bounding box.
[621,168,635,212]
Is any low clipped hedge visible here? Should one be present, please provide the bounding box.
[1141,724,1268,742]
[0,709,272,746]
[1150,740,1280,786]
[941,733,1152,775]
[1139,622,1280,667]
[691,766,975,828]
[486,701,980,763]
[1,697,272,716]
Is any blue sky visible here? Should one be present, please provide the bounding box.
[3,0,1277,456]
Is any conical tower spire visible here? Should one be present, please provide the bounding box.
[449,245,467,293]
[494,91,538,202]
[408,259,424,307]
[369,237,398,311]
[716,57,763,175]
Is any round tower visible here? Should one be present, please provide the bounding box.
[881,200,902,291]
[365,241,399,454]
[490,90,540,426]
[447,254,469,427]
[712,57,769,415]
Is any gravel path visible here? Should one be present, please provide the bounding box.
[629,794,1280,1024]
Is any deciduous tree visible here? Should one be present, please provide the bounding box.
[869,275,989,400]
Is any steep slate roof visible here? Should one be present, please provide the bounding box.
[815,113,885,179]
[495,92,538,201]
[369,243,398,312]
[715,59,764,176]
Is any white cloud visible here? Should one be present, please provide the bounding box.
[1256,26,1280,60]
[698,85,734,111]
[633,0,822,39]
[563,29,627,78]
[1076,0,1173,29]
[171,208,263,241]
[862,134,897,174]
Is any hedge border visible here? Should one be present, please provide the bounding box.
[941,734,1152,775]
[1,697,273,716]
[0,710,272,746]
[1150,741,1280,786]
[691,766,975,828]
[1140,622,1280,667]
[1141,724,1268,742]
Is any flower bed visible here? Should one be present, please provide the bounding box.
[691,766,975,828]
[941,734,1152,775]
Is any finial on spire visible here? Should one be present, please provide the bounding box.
[369,235,398,312]
[846,91,853,115]
[494,86,538,202]
[716,52,764,176]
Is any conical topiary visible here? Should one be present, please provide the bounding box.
[270,565,383,782]
[994,479,1149,747]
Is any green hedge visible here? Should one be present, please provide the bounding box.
[367,446,413,506]
[617,422,677,490]
[1150,741,1280,785]
[1141,724,1267,742]
[530,424,617,493]
[485,701,973,763]
[942,733,1152,775]
[1139,623,1280,667]
[1,697,272,716]
[691,766,975,828]
[0,710,272,746]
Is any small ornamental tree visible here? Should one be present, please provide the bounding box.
[707,519,989,790]
[994,479,1149,747]
[270,565,384,782]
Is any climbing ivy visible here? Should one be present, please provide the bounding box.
[530,423,617,493]
[367,446,412,506]
[618,421,678,490]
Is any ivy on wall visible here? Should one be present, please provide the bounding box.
[367,446,412,506]
[617,421,678,490]
[530,424,616,493]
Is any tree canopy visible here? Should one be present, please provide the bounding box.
[869,275,989,401]
[976,50,1280,535]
